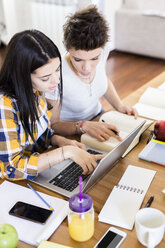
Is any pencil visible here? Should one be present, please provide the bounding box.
[27,184,54,212]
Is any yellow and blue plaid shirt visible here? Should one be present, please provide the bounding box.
[0,92,53,181]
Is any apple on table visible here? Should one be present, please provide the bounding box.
[0,224,18,248]
[154,120,165,141]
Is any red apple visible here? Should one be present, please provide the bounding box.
[154,120,165,141]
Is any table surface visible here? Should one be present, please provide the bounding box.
[1,72,165,248]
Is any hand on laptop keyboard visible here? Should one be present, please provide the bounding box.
[49,149,104,192]
[64,146,104,174]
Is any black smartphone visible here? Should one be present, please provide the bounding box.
[9,201,53,224]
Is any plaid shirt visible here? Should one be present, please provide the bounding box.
[0,92,53,181]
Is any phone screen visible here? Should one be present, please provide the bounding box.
[9,201,53,224]
[95,230,123,248]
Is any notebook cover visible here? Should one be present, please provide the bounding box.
[138,139,165,166]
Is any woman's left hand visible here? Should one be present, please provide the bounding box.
[117,104,138,119]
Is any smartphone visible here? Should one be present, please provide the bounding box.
[9,201,53,224]
[94,227,127,248]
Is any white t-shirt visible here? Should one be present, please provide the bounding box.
[45,43,110,121]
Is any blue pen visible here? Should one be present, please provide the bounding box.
[27,184,54,212]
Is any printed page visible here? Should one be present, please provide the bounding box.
[81,130,127,152]
[137,87,165,108]
[134,87,165,120]
[81,111,150,153]
[158,82,165,90]
[99,111,145,133]
[134,102,165,120]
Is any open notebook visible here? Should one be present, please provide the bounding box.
[98,165,156,230]
[81,111,153,157]
[0,181,68,246]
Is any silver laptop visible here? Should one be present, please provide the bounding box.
[30,121,145,198]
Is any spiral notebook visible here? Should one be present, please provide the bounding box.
[98,165,156,230]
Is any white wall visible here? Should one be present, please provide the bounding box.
[1,0,122,51]
[1,0,77,53]
[100,0,123,50]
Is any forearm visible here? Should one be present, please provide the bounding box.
[38,147,65,173]
[104,79,123,110]
[51,121,82,136]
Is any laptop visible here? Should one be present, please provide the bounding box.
[30,121,145,198]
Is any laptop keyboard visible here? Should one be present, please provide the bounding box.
[49,149,101,192]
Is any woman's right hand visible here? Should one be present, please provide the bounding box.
[81,121,122,142]
[64,146,104,174]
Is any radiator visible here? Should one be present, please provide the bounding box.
[15,0,77,54]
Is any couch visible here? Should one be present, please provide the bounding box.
[115,0,165,59]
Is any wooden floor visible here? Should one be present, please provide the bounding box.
[103,50,165,110]
[0,44,165,110]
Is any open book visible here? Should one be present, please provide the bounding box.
[134,87,165,120]
[81,111,153,157]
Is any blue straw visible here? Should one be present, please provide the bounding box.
[27,184,54,212]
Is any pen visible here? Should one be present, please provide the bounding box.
[102,119,119,136]
[144,195,154,208]
[27,184,54,212]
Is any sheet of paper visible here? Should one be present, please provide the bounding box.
[0,181,68,246]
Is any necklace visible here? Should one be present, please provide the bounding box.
[67,55,94,96]
[89,82,92,96]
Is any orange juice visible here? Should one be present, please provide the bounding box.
[68,193,94,242]
[68,212,94,242]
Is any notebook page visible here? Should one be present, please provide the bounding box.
[118,165,156,191]
[0,181,68,246]
[98,165,156,230]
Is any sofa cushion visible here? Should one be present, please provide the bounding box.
[138,0,165,12]
[123,0,165,12]
[115,9,165,59]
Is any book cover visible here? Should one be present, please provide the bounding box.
[81,111,153,157]
[98,165,156,230]
[138,139,165,166]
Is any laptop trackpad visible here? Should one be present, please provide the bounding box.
[37,160,72,179]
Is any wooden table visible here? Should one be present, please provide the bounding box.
[1,72,165,248]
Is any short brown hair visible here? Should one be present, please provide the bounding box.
[63,5,109,51]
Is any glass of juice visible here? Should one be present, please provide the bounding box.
[68,193,94,242]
